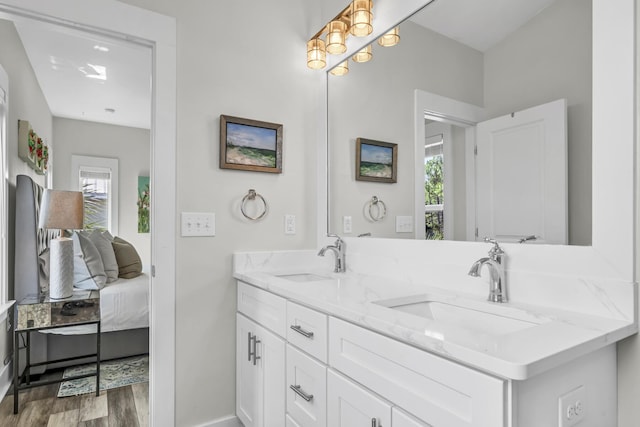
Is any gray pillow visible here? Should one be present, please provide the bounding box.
[112,236,143,279]
[86,230,119,283]
[72,232,107,290]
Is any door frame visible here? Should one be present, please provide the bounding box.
[414,90,486,240]
[0,2,177,425]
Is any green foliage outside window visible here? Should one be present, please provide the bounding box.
[425,156,444,240]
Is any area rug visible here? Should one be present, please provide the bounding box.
[57,355,148,397]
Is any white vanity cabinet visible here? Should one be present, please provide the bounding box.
[236,283,287,427]
[327,369,392,427]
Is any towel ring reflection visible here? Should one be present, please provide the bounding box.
[365,196,387,222]
[241,189,268,221]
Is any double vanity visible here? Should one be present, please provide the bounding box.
[234,239,634,427]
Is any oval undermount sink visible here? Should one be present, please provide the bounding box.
[374,295,546,336]
[276,273,333,282]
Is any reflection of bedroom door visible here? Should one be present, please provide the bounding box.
[475,99,568,244]
[0,65,6,303]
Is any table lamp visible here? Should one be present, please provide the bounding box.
[38,189,84,299]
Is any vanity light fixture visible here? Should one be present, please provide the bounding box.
[377,26,400,47]
[352,45,372,63]
[330,60,349,76]
[326,20,348,55]
[350,0,373,37]
[307,38,327,70]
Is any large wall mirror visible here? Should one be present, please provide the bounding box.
[328,0,592,246]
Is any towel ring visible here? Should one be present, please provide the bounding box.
[241,189,268,221]
[366,196,387,222]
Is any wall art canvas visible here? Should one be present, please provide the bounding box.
[220,115,283,173]
[137,176,150,233]
[355,138,397,183]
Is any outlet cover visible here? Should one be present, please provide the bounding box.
[558,386,586,427]
[284,214,296,235]
[343,216,352,234]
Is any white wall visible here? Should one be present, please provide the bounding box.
[0,18,52,386]
[484,0,592,245]
[52,117,151,263]
[112,0,323,425]
[328,20,483,238]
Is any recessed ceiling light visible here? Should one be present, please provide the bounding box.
[93,45,110,52]
[105,108,116,113]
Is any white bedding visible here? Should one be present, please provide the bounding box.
[42,272,150,335]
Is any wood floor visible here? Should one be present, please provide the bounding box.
[0,369,148,427]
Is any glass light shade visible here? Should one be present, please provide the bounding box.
[326,20,348,55]
[352,45,372,63]
[330,60,349,76]
[307,39,327,69]
[377,26,400,47]
[350,0,373,37]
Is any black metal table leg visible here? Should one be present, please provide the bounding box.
[96,322,101,396]
[13,331,19,414]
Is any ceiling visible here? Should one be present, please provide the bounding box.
[13,19,152,129]
[8,1,555,131]
[410,0,558,52]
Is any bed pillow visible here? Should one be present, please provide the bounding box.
[72,232,107,290]
[85,230,119,283]
[112,236,143,279]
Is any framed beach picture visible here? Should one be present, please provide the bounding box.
[355,138,397,183]
[220,115,283,173]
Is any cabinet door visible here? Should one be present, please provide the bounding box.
[327,369,391,427]
[236,313,285,427]
[393,408,432,427]
[286,345,327,427]
[237,314,260,427]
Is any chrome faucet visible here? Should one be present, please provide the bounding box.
[318,234,346,273]
[468,238,507,303]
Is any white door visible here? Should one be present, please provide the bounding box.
[236,313,286,427]
[475,99,567,244]
[327,369,391,427]
[237,314,260,427]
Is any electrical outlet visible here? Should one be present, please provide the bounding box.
[284,214,296,235]
[559,386,586,427]
[343,216,352,234]
[181,212,215,237]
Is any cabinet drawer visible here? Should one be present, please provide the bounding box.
[393,407,432,427]
[286,414,302,427]
[287,301,328,363]
[327,369,391,427]
[237,282,286,337]
[286,344,327,427]
[329,318,505,427]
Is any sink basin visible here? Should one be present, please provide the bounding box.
[374,296,543,335]
[276,273,333,283]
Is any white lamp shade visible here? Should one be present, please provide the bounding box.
[38,189,84,230]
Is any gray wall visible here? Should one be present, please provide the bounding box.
[328,20,484,238]
[115,0,323,424]
[484,0,592,245]
[52,117,151,263]
[0,18,52,376]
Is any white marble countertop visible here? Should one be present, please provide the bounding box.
[234,267,635,380]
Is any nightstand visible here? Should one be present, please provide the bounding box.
[13,289,101,414]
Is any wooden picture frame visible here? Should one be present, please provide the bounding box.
[220,115,283,173]
[355,138,397,183]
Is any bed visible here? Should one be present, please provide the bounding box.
[14,174,149,370]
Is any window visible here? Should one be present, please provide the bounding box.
[424,135,444,240]
[71,155,118,235]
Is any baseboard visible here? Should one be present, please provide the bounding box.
[0,360,12,401]
[193,414,242,427]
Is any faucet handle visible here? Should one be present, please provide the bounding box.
[483,237,504,256]
[327,233,345,246]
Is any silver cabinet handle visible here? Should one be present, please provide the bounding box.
[248,333,261,365]
[247,332,252,362]
[289,384,314,402]
[290,324,314,339]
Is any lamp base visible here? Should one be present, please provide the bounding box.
[49,237,74,299]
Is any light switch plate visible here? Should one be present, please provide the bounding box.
[284,214,296,235]
[395,216,414,233]
[181,212,215,236]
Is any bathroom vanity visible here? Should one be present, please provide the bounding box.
[233,248,632,427]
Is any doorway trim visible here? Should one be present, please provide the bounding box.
[414,90,485,240]
[0,1,177,425]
